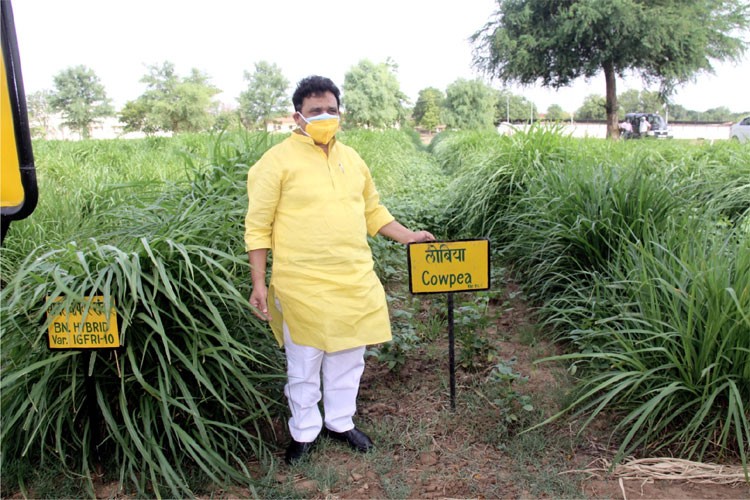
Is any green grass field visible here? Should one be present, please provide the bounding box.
[1,129,747,497]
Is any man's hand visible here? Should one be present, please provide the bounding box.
[378,220,435,244]
[249,283,271,321]
[408,230,436,243]
[248,249,271,321]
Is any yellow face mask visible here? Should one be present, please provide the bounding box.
[300,113,339,145]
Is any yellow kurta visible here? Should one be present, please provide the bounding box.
[244,133,395,352]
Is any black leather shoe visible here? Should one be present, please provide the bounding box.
[284,439,316,464]
[324,427,374,452]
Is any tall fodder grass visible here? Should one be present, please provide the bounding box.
[1,131,286,498]
[437,132,749,472]
[502,161,688,300]
[429,128,508,176]
[541,218,749,472]
[436,125,587,241]
[504,141,749,472]
[341,128,446,200]
[2,134,217,264]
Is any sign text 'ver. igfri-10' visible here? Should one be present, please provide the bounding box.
[47,296,120,350]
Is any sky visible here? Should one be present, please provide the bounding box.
[9,0,750,115]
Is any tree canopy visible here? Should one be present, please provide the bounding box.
[617,89,664,117]
[237,61,290,129]
[574,94,607,121]
[342,59,407,128]
[413,87,444,132]
[545,104,569,122]
[442,79,499,130]
[471,0,749,137]
[120,62,220,134]
[496,89,538,123]
[26,90,53,139]
[48,65,113,138]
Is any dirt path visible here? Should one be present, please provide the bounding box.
[266,281,750,499]
[84,280,749,499]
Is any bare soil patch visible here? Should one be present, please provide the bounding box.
[261,281,750,499]
[86,281,748,499]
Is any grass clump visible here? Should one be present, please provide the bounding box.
[434,130,749,475]
[437,126,582,241]
[1,131,286,498]
[542,218,750,471]
[502,160,687,300]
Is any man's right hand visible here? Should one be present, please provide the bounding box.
[249,283,271,321]
[248,249,271,321]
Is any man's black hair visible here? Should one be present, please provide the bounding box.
[292,75,341,112]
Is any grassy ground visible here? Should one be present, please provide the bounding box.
[9,275,749,499]
[236,276,749,499]
[5,132,748,499]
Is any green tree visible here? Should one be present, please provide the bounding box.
[496,89,538,123]
[574,94,607,121]
[237,61,290,129]
[168,68,221,132]
[700,106,734,122]
[545,104,570,122]
[26,89,53,139]
[413,87,444,132]
[343,59,407,128]
[442,79,498,130]
[48,65,113,138]
[120,62,220,134]
[472,0,749,138]
[618,89,665,117]
[212,109,243,132]
[666,103,695,122]
[119,97,162,135]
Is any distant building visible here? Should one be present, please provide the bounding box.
[266,115,297,133]
[32,113,166,140]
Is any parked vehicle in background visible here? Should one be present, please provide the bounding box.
[729,116,750,143]
[622,112,671,139]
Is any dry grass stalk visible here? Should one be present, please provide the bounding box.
[571,457,749,485]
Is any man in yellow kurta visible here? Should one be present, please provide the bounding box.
[245,76,434,464]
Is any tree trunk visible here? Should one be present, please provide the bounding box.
[603,61,618,139]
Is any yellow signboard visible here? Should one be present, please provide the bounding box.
[47,296,120,349]
[407,239,490,294]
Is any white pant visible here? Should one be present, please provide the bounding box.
[282,323,366,443]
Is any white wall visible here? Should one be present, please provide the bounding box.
[497,122,732,141]
[36,114,169,140]
[37,114,733,142]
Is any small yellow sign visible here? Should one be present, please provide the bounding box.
[407,239,490,294]
[47,296,120,349]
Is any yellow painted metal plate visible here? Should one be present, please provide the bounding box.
[408,239,490,294]
[47,296,121,349]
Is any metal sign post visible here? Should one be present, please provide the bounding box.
[407,239,490,410]
[447,292,456,410]
[84,350,103,469]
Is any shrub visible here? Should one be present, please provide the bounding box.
[1,131,285,497]
[541,218,749,470]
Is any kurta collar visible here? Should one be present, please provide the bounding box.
[291,131,337,150]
